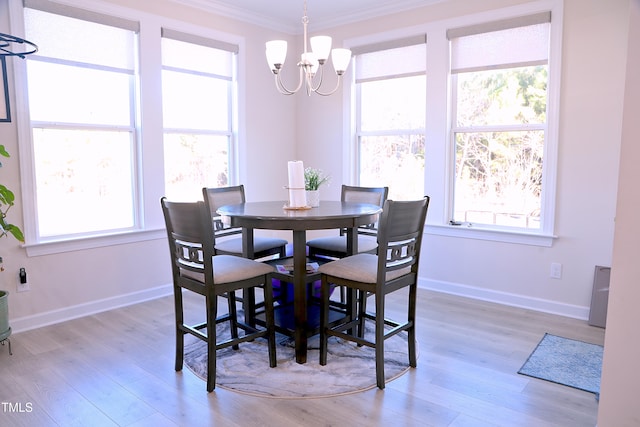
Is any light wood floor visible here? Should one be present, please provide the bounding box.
[0,289,604,427]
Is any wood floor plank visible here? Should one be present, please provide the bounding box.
[0,289,602,427]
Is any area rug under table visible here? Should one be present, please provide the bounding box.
[518,333,603,395]
[183,319,415,398]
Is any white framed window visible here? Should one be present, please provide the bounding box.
[448,13,551,232]
[161,29,238,202]
[353,37,426,201]
[14,0,242,253]
[347,1,561,246]
[23,2,139,240]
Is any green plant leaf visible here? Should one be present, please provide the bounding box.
[0,146,24,244]
[5,224,25,243]
[0,184,15,206]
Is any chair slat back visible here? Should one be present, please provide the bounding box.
[161,198,214,285]
[341,185,389,235]
[376,197,430,277]
[203,185,246,238]
[342,185,388,206]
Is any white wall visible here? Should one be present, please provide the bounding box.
[0,0,630,334]
[598,0,640,424]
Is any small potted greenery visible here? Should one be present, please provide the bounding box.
[0,144,24,355]
[0,146,24,244]
[304,167,329,207]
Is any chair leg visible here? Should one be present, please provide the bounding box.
[227,291,239,350]
[174,287,185,372]
[375,291,386,389]
[319,275,330,366]
[263,275,277,368]
[207,294,218,392]
[244,287,258,327]
[408,283,418,368]
[357,289,367,342]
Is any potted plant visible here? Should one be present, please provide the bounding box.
[304,167,329,207]
[0,144,24,355]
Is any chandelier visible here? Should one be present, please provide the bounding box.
[265,0,351,96]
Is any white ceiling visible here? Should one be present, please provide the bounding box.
[172,0,446,33]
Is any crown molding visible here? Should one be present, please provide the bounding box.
[168,0,446,34]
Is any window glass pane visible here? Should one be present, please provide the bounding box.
[163,134,229,201]
[453,130,543,229]
[162,38,233,77]
[360,75,425,131]
[359,134,425,200]
[27,61,132,125]
[25,8,135,70]
[33,129,135,237]
[162,70,229,130]
[456,66,547,127]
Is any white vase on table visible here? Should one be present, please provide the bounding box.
[306,190,320,207]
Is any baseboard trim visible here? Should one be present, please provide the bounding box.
[419,277,590,320]
[9,278,590,334]
[10,284,173,334]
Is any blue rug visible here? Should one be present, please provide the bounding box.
[518,333,603,395]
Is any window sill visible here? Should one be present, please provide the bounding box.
[425,224,557,247]
[23,228,166,257]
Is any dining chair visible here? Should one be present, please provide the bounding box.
[318,196,430,389]
[307,185,388,304]
[306,185,389,259]
[203,185,288,260]
[161,197,277,392]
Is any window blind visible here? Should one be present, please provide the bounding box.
[448,12,551,74]
[353,35,426,83]
[161,28,239,54]
[24,0,139,32]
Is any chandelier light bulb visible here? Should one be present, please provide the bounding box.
[331,48,352,74]
[310,35,332,63]
[266,40,288,71]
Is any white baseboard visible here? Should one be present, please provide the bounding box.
[10,284,173,334]
[8,278,590,334]
[419,277,591,320]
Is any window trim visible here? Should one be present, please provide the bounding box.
[21,3,141,241]
[344,0,563,247]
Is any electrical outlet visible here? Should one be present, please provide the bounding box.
[17,268,30,292]
[550,262,562,279]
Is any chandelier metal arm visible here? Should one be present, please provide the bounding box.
[274,66,306,95]
[305,64,325,95]
[310,73,344,97]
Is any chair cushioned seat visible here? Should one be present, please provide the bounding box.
[181,255,274,284]
[215,236,288,255]
[306,235,378,254]
[318,253,411,284]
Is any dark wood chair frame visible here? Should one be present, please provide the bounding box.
[203,185,287,259]
[319,196,430,389]
[307,185,389,260]
[161,197,277,392]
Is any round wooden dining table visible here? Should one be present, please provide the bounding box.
[217,200,382,363]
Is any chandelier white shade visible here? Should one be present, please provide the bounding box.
[265,1,352,96]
